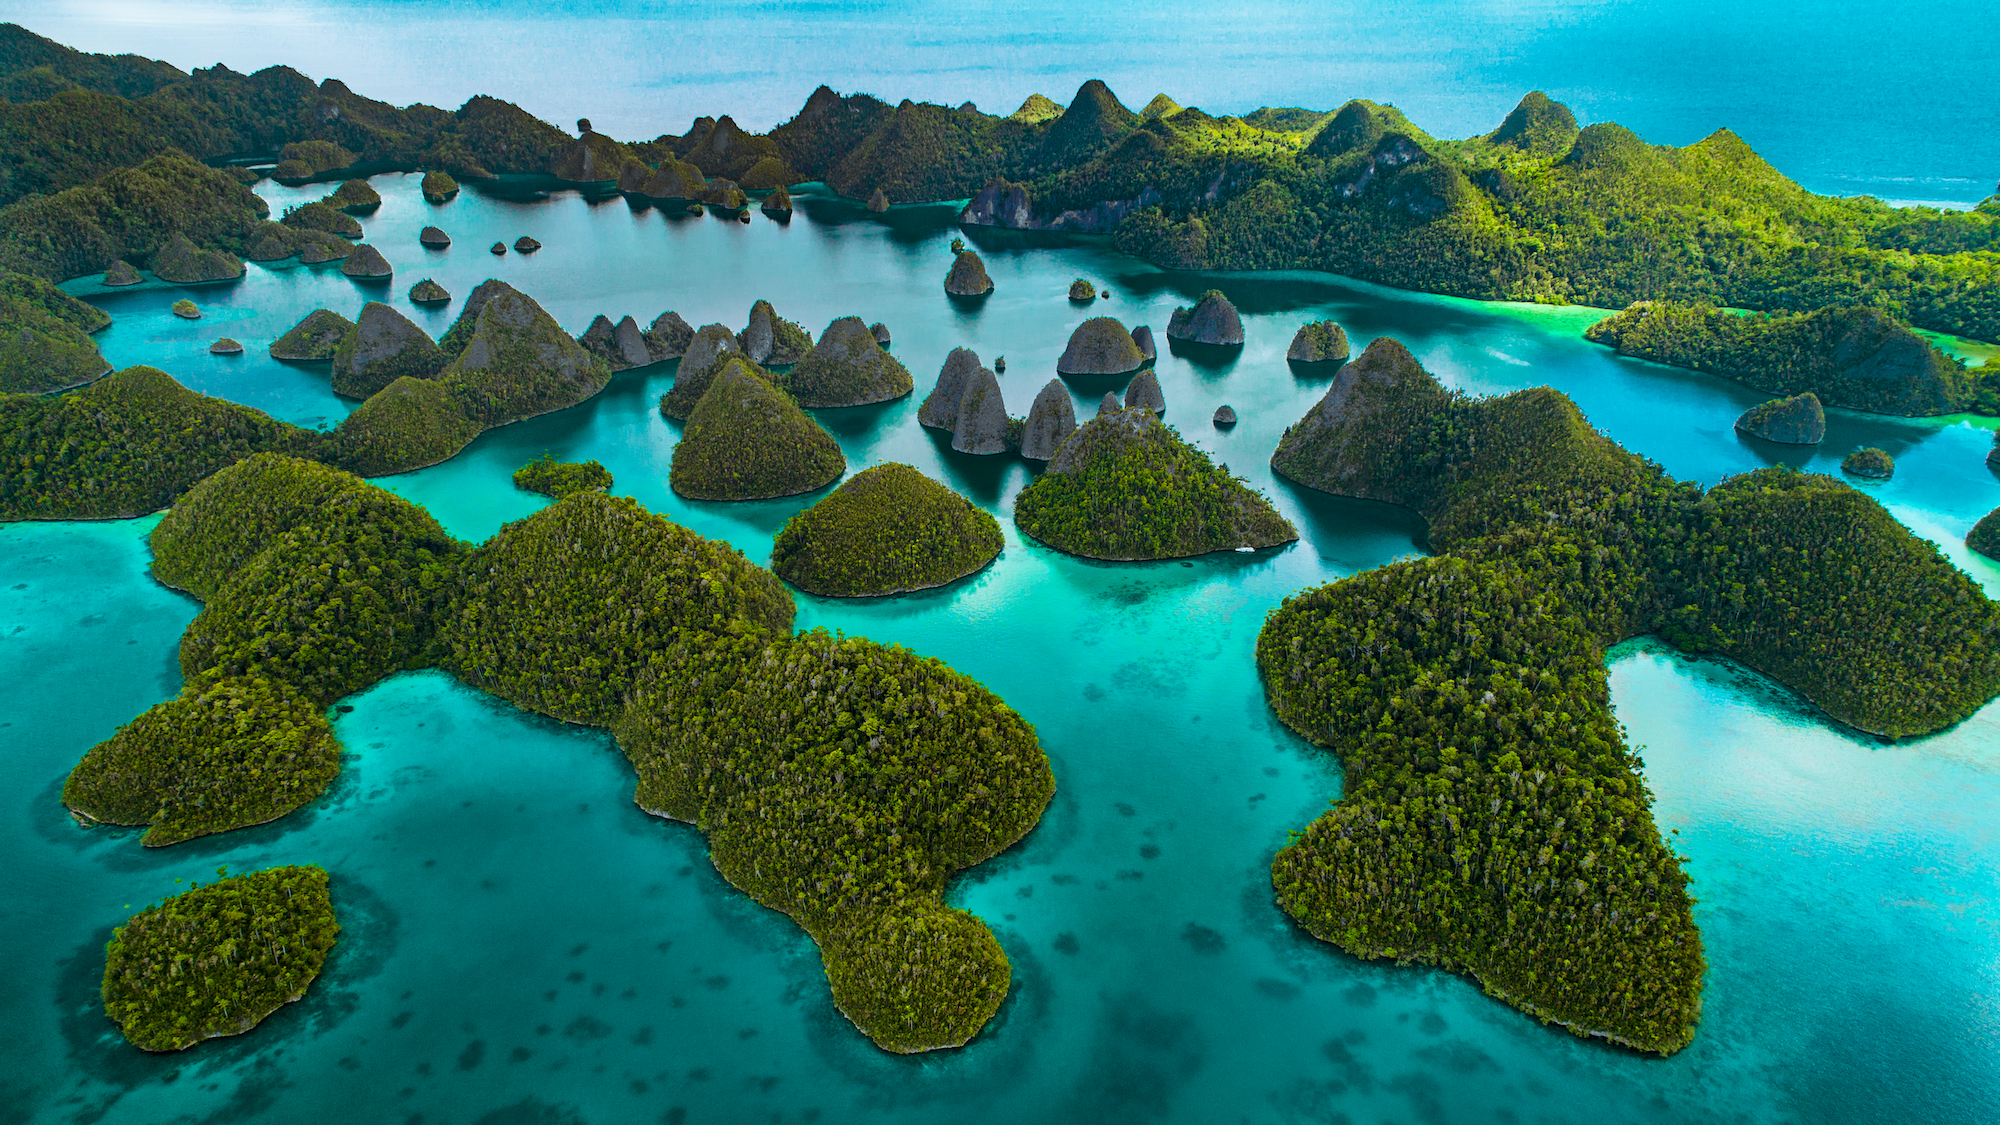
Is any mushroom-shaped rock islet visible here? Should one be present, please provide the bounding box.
[409,278,451,305]
[1287,320,1350,363]
[951,366,1009,455]
[490,241,506,255]
[1124,369,1165,414]
[1021,380,1078,460]
[1166,290,1244,346]
[270,309,355,360]
[944,251,993,296]
[1013,406,1298,561]
[770,463,1003,597]
[513,236,541,253]
[761,185,793,218]
[658,324,745,419]
[209,338,244,355]
[331,301,446,399]
[340,244,393,280]
[103,260,141,287]
[1842,448,1895,479]
[1213,405,1237,427]
[1069,279,1096,302]
[739,300,813,366]
[1734,392,1825,445]
[1058,317,1147,376]
[783,316,913,407]
[669,358,846,500]
[644,311,694,360]
[920,348,983,430]
[419,226,451,248]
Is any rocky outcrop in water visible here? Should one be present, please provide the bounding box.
[422,170,459,203]
[329,179,381,212]
[762,185,794,218]
[419,226,451,248]
[1288,321,1350,363]
[783,316,913,407]
[152,233,245,284]
[1124,369,1164,413]
[1021,380,1078,460]
[1734,392,1825,445]
[489,242,506,255]
[209,338,243,355]
[945,250,993,296]
[340,244,393,279]
[1213,405,1237,426]
[409,278,451,305]
[659,324,745,419]
[270,309,355,361]
[1167,290,1244,345]
[867,188,890,212]
[1058,317,1146,375]
[580,314,655,370]
[513,236,541,253]
[1842,447,1895,479]
[435,281,609,426]
[871,322,891,346]
[644,311,694,360]
[951,366,1009,455]
[669,358,846,500]
[622,158,708,201]
[171,299,199,319]
[332,302,446,398]
[103,260,140,286]
[1070,279,1096,301]
[1097,392,1121,416]
[1131,325,1156,363]
[739,300,813,366]
[921,348,982,430]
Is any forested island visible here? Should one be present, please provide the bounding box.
[1,23,1996,346]
[1260,338,2000,1052]
[60,454,1052,1054]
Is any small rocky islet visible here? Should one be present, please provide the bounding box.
[1166,290,1244,346]
[1735,392,1825,444]
[1056,317,1148,376]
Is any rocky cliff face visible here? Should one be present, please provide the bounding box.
[1166,290,1244,345]
[1733,392,1825,444]
[1124,368,1164,413]
[332,302,445,398]
[739,300,812,366]
[1058,317,1146,375]
[340,244,392,279]
[921,348,983,430]
[1269,337,1454,496]
[644,311,693,360]
[438,283,609,425]
[951,366,1009,455]
[660,324,747,419]
[1020,379,1077,460]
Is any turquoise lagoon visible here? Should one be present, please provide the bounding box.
[5,173,2000,1124]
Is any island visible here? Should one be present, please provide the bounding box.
[783,316,913,407]
[271,309,355,360]
[101,865,339,1051]
[331,302,445,398]
[1056,317,1147,376]
[770,463,1003,596]
[1261,336,2000,1052]
[0,270,111,392]
[513,452,613,499]
[1734,392,1825,444]
[1971,507,2000,562]
[1842,447,1895,478]
[1166,290,1243,346]
[1287,321,1350,364]
[944,250,992,296]
[668,357,846,500]
[1014,404,1296,559]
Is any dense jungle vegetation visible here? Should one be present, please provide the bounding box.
[668,358,847,501]
[513,452,613,499]
[613,627,1054,1051]
[770,463,1003,596]
[1259,336,2000,1050]
[1014,405,1296,559]
[100,866,339,1051]
[1587,302,1992,415]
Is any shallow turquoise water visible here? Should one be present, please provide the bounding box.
[7,173,2000,1123]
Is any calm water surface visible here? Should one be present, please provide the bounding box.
[5,174,2000,1124]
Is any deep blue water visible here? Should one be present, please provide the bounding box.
[11,0,1999,207]
[4,174,2000,1122]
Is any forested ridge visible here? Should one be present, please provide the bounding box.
[1261,337,2000,1051]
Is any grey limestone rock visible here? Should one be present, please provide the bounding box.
[867,188,890,212]
[870,322,891,346]
[739,300,812,365]
[1166,290,1244,346]
[1058,317,1146,375]
[783,316,913,407]
[613,316,651,368]
[1124,368,1164,413]
[331,301,445,398]
[644,311,694,360]
[951,366,1009,454]
[1288,320,1351,363]
[419,226,451,248]
[1021,379,1078,460]
[944,251,993,296]
[1096,392,1121,416]
[340,244,393,279]
[1213,404,1237,426]
[409,278,451,305]
[1131,324,1156,363]
[1734,392,1826,445]
[209,338,244,355]
[513,236,541,253]
[579,314,655,370]
[659,324,745,419]
[270,309,355,361]
[921,347,983,430]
